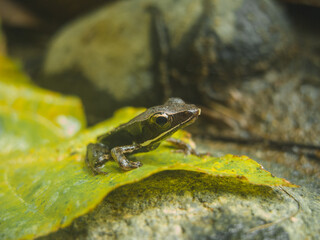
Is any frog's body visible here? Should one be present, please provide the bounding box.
[86,98,200,174]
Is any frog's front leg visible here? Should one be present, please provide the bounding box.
[111,145,142,171]
[86,143,112,175]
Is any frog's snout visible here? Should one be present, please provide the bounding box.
[191,108,201,117]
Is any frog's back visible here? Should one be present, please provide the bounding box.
[97,121,142,148]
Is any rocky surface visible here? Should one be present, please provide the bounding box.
[281,0,320,7]
[40,0,293,123]
[217,62,320,145]
[196,3,320,146]
[0,20,6,54]
[39,142,320,240]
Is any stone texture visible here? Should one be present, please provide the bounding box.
[210,0,293,84]
[225,64,320,146]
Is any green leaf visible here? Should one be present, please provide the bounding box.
[0,106,62,155]
[0,55,32,84]
[0,107,297,240]
[0,56,86,155]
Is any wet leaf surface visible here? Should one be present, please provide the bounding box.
[0,107,297,240]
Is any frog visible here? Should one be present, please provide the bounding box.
[86,98,201,174]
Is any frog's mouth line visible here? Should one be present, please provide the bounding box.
[182,108,200,127]
[181,114,198,128]
[168,108,200,133]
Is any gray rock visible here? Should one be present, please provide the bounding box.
[41,0,293,123]
[0,19,6,55]
[281,0,320,7]
[236,67,320,145]
[16,0,111,23]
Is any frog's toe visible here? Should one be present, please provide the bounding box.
[171,149,186,155]
[171,148,205,157]
[94,167,109,175]
[119,160,142,171]
[129,160,143,169]
[197,152,212,157]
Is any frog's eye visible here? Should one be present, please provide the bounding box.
[151,113,171,128]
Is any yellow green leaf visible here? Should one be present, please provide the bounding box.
[0,55,32,84]
[0,107,297,240]
[0,106,62,155]
[0,81,86,137]
[0,56,86,155]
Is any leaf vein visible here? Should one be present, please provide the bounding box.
[4,169,50,221]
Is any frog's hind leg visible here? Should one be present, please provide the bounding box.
[86,143,111,175]
[166,138,211,157]
[166,138,197,155]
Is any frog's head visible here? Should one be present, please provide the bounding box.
[139,98,200,146]
[150,98,200,129]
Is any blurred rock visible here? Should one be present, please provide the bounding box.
[202,3,320,145]
[14,0,113,23]
[41,0,294,124]
[0,19,6,54]
[281,0,320,7]
[42,0,157,124]
[0,0,40,28]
